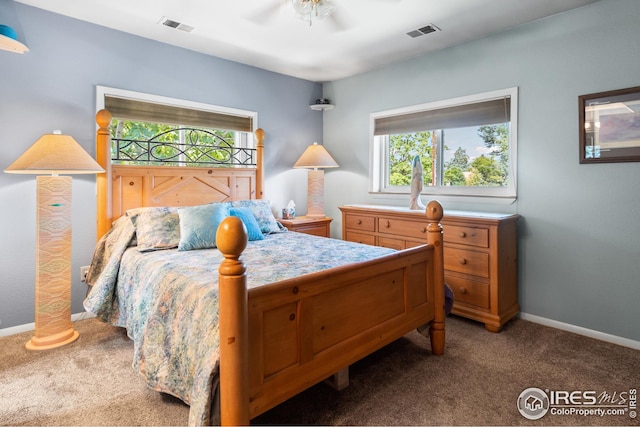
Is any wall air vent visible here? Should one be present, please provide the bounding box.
[158,17,195,33]
[406,24,440,38]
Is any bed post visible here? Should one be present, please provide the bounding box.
[217,216,250,426]
[255,128,264,199]
[96,109,112,240]
[426,200,445,356]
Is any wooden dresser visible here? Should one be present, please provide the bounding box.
[339,204,520,332]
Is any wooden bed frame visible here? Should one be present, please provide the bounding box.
[94,109,445,425]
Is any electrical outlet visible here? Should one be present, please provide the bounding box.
[80,266,90,282]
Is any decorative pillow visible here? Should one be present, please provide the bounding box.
[177,203,229,251]
[126,207,180,252]
[229,207,264,241]
[231,199,281,234]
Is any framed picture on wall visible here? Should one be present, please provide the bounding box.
[579,86,640,163]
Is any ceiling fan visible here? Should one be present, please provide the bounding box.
[246,0,348,30]
[247,0,398,30]
[291,0,336,26]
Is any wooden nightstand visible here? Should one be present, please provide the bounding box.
[279,216,332,238]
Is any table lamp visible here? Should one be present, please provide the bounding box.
[293,142,338,217]
[5,130,104,350]
[0,24,28,54]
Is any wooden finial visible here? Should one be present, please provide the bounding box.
[426,200,443,223]
[217,217,248,265]
[254,128,265,147]
[96,109,112,129]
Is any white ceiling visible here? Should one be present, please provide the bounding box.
[17,0,600,82]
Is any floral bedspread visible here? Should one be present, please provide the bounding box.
[83,217,394,425]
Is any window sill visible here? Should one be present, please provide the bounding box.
[369,191,517,207]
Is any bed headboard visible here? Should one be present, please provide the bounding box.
[95,109,265,239]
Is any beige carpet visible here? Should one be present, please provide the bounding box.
[0,320,188,426]
[0,315,638,426]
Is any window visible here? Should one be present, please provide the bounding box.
[96,86,258,168]
[371,88,517,199]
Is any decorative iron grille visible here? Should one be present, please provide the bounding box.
[111,127,256,167]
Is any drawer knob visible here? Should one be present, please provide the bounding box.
[459,231,466,238]
[459,287,468,294]
[357,220,362,225]
[421,227,427,233]
[384,220,390,228]
[458,257,467,265]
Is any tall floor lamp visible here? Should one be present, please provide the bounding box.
[5,131,104,350]
[293,142,338,218]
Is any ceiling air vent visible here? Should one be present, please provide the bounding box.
[158,17,195,33]
[406,24,440,38]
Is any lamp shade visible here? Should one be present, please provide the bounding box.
[5,131,104,175]
[0,24,28,54]
[293,142,338,169]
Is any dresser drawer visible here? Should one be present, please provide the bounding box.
[345,214,375,232]
[378,217,428,240]
[446,275,489,309]
[378,237,405,250]
[444,248,489,278]
[443,224,489,248]
[345,231,376,246]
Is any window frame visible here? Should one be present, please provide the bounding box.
[96,86,259,155]
[370,87,518,200]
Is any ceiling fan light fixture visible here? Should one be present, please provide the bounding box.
[292,0,335,25]
[292,0,313,17]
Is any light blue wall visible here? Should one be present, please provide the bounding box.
[2,1,638,343]
[322,0,640,341]
[0,2,322,329]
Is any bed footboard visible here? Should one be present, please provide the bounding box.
[217,201,445,425]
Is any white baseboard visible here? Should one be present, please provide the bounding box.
[0,311,96,338]
[3,311,638,351]
[519,312,640,350]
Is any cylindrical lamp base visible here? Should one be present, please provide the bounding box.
[306,169,325,217]
[26,328,79,351]
[27,176,77,351]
